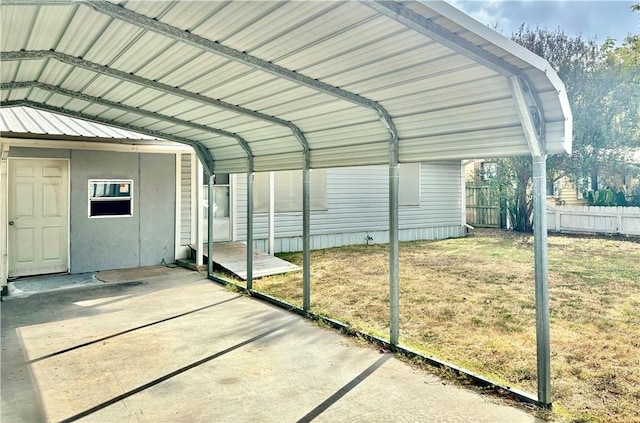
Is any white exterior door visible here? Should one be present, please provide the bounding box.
[8,159,69,277]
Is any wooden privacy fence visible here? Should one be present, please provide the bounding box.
[547,205,640,236]
[466,185,501,228]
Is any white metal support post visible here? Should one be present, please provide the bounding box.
[510,75,552,407]
[246,166,254,290]
[533,154,551,405]
[196,159,204,267]
[207,174,214,277]
[174,154,182,261]
[268,171,275,255]
[302,158,311,311]
[460,160,467,230]
[389,141,400,345]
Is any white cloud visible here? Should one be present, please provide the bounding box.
[446,0,638,42]
[446,0,512,32]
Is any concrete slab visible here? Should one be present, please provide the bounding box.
[6,272,100,299]
[4,266,185,300]
[1,268,543,422]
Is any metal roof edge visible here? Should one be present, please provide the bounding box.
[0,135,194,153]
[425,1,573,133]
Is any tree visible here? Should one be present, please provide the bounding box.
[489,157,533,232]
[570,34,640,191]
[492,26,602,231]
[512,25,602,184]
[491,24,639,232]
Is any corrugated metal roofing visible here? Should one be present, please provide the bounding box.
[0,105,165,141]
[0,0,572,174]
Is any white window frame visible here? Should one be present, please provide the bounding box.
[88,179,134,218]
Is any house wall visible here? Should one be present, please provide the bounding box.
[6,147,176,274]
[139,153,176,265]
[70,150,175,272]
[232,161,464,253]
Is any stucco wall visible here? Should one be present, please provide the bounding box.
[139,153,176,266]
[70,150,175,273]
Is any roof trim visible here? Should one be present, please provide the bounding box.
[0,135,193,153]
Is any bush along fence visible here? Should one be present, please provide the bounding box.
[547,205,640,236]
[585,188,640,207]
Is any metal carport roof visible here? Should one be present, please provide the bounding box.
[0,105,164,140]
[0,0,571,175]
[0,0,571,407]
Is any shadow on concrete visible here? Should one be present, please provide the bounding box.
[1,271,214,422]
[2,270,204,328]
[296,353,391,423]
[59,319,296,423]
[28,294,243,364]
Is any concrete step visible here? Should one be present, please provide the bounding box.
[175,259,206,272]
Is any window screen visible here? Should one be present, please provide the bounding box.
[253,169,327,213]
[88,180,133,218]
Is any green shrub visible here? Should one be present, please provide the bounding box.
[630,186,640,207]
[615,191,627,206]
[587,188,632,207]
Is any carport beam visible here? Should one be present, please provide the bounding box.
[532,155,551,406]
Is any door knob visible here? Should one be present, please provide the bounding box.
[8,221,14,226]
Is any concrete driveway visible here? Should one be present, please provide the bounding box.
[1,268,542,422]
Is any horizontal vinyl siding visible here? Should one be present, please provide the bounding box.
[180,153,192,246]
[235,162,463,252]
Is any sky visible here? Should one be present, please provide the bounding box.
[446,0,639,45]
